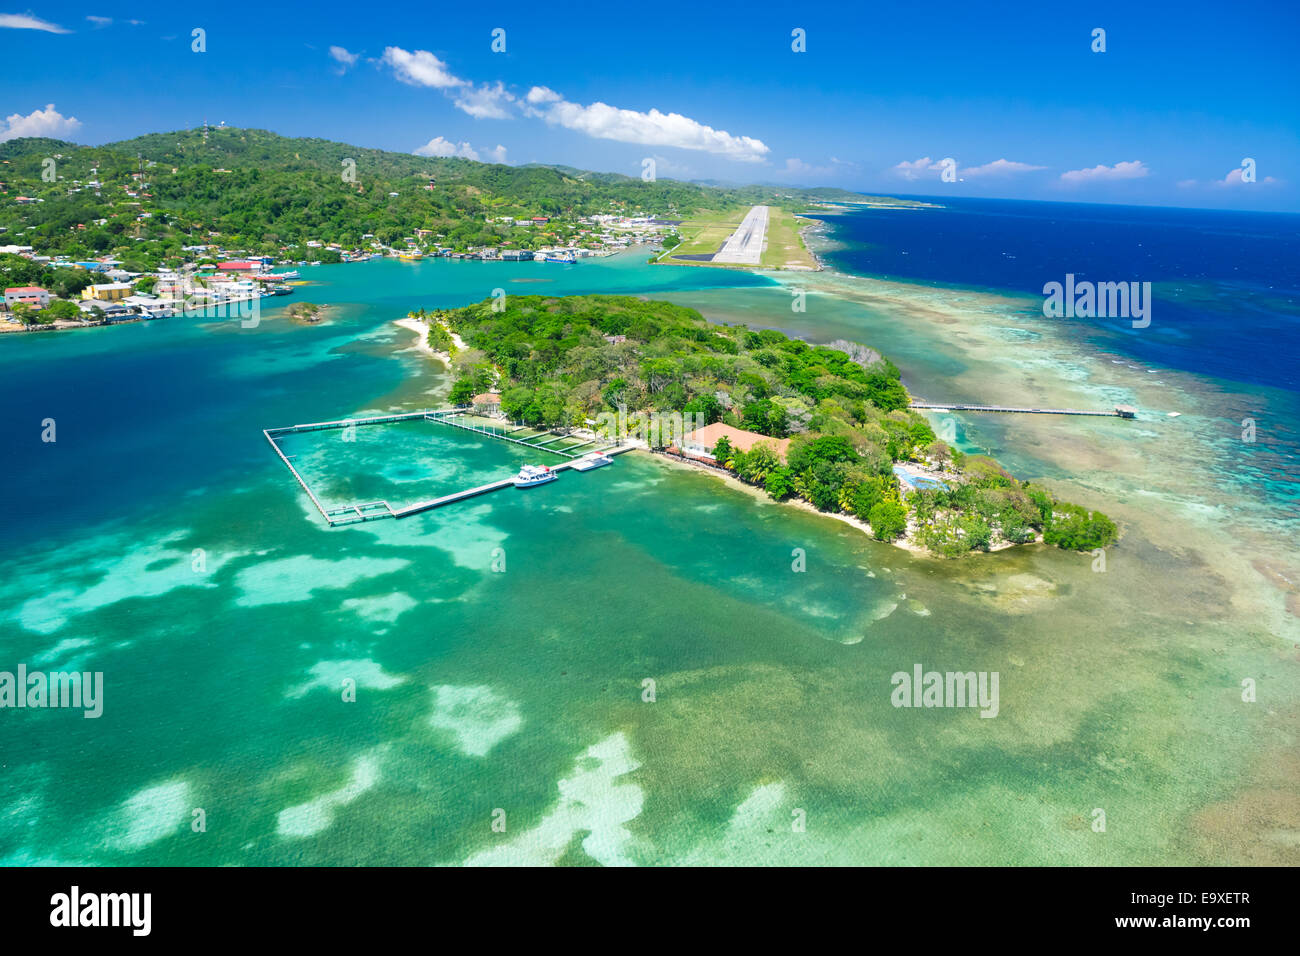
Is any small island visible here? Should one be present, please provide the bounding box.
[286,302,326,324]
[433,294,1118,557]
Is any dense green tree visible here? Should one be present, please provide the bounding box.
[711,435,734,465]
[868,500,908,541]
[1043,504,1118,551]
[448,377,477,405]
[682,393,723,425]
[44,299,82,320]
[764,467,795,500]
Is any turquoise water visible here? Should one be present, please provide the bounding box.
[1,251,1295,866]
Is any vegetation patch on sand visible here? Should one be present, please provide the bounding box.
[287,301,326,324]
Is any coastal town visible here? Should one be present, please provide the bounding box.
[0,213,679,331]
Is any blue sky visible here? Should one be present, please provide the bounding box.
[3,1,1298,210]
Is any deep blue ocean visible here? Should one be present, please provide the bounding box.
[813,197,1300,392]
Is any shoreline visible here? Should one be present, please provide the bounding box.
[394,316,466,364]
[642,448,1028,558]
[668,228,1299,640]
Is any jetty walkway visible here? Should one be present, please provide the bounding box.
[910,402,1137,419]
[263,407,628,526]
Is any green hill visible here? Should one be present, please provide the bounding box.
[0,126,902,268]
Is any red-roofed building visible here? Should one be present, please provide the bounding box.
[4,286,49,309]
[675,422,790,463]
[217,260,262,272]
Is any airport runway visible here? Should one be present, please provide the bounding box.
[713,205,769,264]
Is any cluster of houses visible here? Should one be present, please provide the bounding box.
[397,212,679,262]
[0,249,300,327]
[0,205,682,329]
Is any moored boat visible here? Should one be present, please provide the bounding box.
[570,453,614,472]
[512,464,557,488]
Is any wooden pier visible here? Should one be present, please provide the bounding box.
[264,406,630,526]
[265,409,437,437]
[425,412,588,457]
[910,402,1137,419]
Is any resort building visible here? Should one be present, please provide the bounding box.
[4,286,50,309]
[679,422,790,462]
[82,283,134,302]
[470,393,501,414]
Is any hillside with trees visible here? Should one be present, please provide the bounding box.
[0,127,869,270]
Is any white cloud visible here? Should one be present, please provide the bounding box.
[412,137,506,164]
[0,13,69,32]
[960,158,1047,178]
[526,86,562,105]
[1059,160,1149,185]
[380,47,511,120]
[0,104,81,143]
[379,55,766,162]
[413,136,478,160]
[1215,166,1278,187]
[86,15,111,27]
[453,81,514,120]
[329,45,359,70]
[381,46,464,90]
[523,87,768,162]
[891,156,956,180]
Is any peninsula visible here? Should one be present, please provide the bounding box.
[437,294,1118,556]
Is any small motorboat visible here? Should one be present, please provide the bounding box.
[513,464,557,488]
[570,453,614,472]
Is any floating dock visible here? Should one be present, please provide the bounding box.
[264,407,628,526]
[910,402,1137,419]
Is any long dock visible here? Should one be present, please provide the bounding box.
[264,406,630,526]
[263,428,336,522]
[910,402,1136,419]
[380,445,635,519]
[426,412,584,456]
[266,409,440,437]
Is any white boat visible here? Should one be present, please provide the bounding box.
[513,464,557,488]
[570,453,614,472]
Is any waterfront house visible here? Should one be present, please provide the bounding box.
[4,286,49,309]
[678,423,790,463]
[470,392,501,414]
